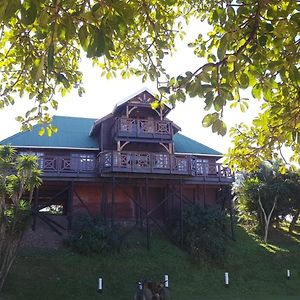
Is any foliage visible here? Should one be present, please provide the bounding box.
[233,161,299,242]
[0,0,187,134]
[65,214,119,256]
[174,203,226,262]
[164,0,299,171]
[0,1,298,169]
[0,145,42,291]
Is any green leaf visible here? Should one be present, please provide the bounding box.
[87,27,106,58]
[38,9,50,28]
[0,1,8,22]
[78,25,89,51]
[289,66,299,84]
[35,56,45,82]
[46,126,52,137]
[202,112,219,127]
[38,127,45,136]
[21,1,37,25]
[204,91,214,110]
[217,35,227,60]
[65,15,76,40]
[240,73,249,89]
[211,119,227,135]
[4,0,20,22]
[213,95,225,112]
[252,84,262,99]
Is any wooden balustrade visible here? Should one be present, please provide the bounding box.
[20,150,233,181]
[35,153,97,177]
[98,151,233,181]
[115,117,173,140]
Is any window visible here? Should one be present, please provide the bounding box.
[193,158,209,175]
[71,153,95,171]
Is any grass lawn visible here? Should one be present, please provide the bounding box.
[2,225,300,300]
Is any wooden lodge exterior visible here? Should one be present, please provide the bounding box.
[0,89,234,243]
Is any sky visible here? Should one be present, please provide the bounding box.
[0,20,260,155]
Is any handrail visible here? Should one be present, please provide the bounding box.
[98,150,233,180]
[36,153,97,177]
[20,150,233,180]
[115,117,173,138]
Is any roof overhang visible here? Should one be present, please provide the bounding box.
[174,152,223,158]
[8,145,99,151]
[89,113,113,136]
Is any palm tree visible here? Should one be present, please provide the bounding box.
[0,146,42,291]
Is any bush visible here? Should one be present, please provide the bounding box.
[65,214,119,256]
[174,204,226,262]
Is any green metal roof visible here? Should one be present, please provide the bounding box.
[0,116,99,150]
[0,116,222,156]
[173,133,222,156]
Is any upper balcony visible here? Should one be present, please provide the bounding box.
[114,117,173,141]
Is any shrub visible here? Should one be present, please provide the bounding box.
[174,203,227,262]
[65,214,119,255]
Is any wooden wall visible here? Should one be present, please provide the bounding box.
[71,181,220,220]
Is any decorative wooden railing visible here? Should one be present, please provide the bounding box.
[36,153,97,177]
[115,117,173,140]
[23,151,232,181]
[98,151,233,181]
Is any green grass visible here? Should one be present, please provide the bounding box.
[2,226,300,300]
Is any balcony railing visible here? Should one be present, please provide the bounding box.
[98,151,233,181]
[115,117,173,140]
[22,151,232,181]
[36,153,97,177]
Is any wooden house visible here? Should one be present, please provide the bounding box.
[0,89,234,242]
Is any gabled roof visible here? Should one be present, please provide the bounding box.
[113,88,172,117]
[174,133,222,157]
[0,116,98,150]
[0,116,222,156]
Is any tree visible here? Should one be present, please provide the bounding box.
[234,162,290,243]
[0,146,42,291]
[0,1,298,170]
[283,171,300,233]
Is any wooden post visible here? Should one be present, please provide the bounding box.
[111,176,116,227]
[146,177,150,250]
[101,183,107,224]
[180,179,183,248]
[139,185,144,231]
[135,185,139,226]
[31,188,39,231]
[203,184,207,208]
[67,182,74,230]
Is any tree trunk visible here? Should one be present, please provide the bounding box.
[0,211,29,292]
[258,194,278,244]
[289,209,300,234]
[0,235,22,291]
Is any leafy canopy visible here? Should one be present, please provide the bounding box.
[0,0,299,170]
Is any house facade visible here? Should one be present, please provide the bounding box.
[0,90,233,241]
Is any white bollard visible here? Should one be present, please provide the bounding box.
[224,272,229,286]
[287,269,291,280]
[164,274,169,288]
[98,277,103,293]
